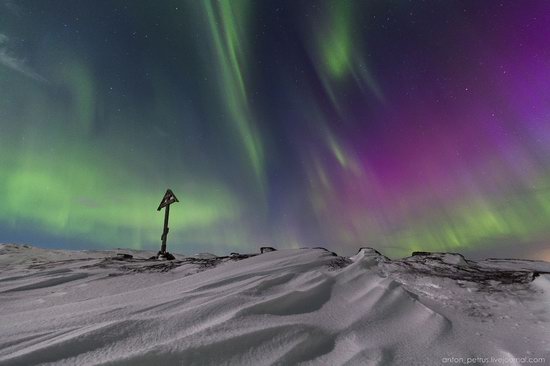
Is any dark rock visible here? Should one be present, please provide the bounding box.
[412,251,432,256]
[260,247,276,253]
[116,253,133,259]
[157,251,175,260]
[408,252,469,266]
[357,247,384,256]
[228,252,258,260]
[327,257,353,270]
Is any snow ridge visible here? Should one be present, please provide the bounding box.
[0,244,549,365]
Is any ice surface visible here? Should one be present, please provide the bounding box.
[0,244,549,365]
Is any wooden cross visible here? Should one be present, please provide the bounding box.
[157,189,179,255]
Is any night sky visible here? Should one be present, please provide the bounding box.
[1,1,550,259]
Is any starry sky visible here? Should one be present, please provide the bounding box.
[1,0,550,259]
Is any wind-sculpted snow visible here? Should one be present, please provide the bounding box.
[0,244,549,365]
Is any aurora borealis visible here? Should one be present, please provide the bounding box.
[1,1,550,259]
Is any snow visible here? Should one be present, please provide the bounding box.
[0,243,549,365]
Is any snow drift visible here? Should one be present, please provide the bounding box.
[0,244,549,365]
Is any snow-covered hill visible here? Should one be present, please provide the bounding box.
[0,244,548,365]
